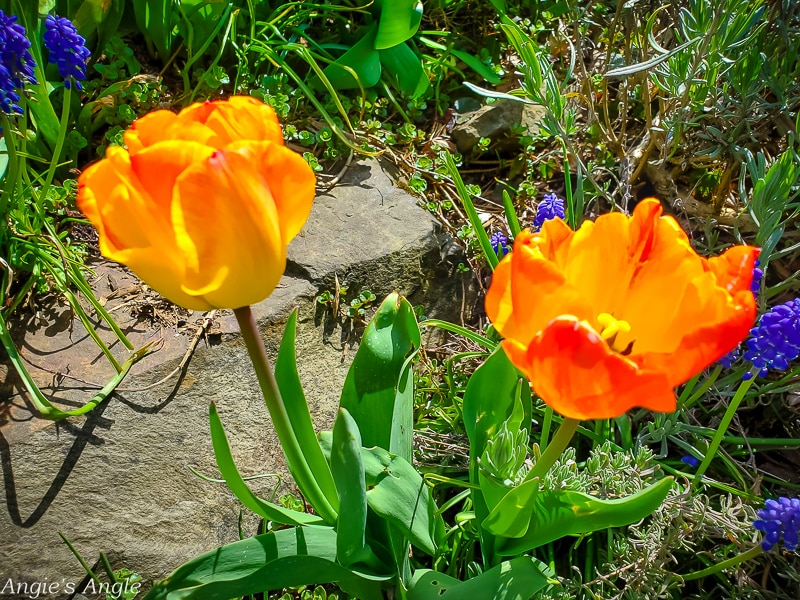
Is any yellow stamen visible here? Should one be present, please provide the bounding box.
[597,312,632,351]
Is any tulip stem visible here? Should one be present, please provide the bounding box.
[540,406,554,446]
[234,306,338,524]
[682,544,763,581]
[526,417,581,482]
[692,371,756,488]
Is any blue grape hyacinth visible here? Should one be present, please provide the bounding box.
[43,15,90,90]
[751,259,763,296]
[533,193,565,230]
[742,298,800,379]
[0,9,37,114]
[491,231,509,256]
[754,497,800,552]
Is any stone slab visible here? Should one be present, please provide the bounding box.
[0,159,473,597]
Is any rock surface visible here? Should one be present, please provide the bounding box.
[450,99,547,153]
[0,159,473,598]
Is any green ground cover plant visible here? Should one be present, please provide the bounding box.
[1,0,800,599]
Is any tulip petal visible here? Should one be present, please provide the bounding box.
[78,147,169,253]
[485,197,758,420]
[519,317,676,420]
[77,147,212,311]
[639,282,756,386]
[223,140,316,243]
[124,110,179,153]
[172,142,290,309]
[486,231,593,347]
[708,245,759,294]
[485,254,515,334]
[129,141,215,217]
[178,96,284,148]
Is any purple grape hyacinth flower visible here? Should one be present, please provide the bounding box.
[0,9,37,114]
[491,231,509,256]
[533,193,565,230]
[751,259,763,295]
[43,15,90,90]
[680,455,700,468]
[719,346,741,369]
[742,298,800,379]
[754,497,800,552]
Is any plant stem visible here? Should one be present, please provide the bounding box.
[540,405,554,447]
[41,86,71,199]
[692,372,756,488]
[525,417,580,482]
[682,544,763,581]
[234,305,338,524]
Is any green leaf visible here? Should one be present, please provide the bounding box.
[0,136,8,180]
[461,346,529,565]
[462,81,535,104]
[339,293,421,463]
[331,408,370,567]
[363,446,444,556]
[71,0,126,52]
[374,0,423,49]
[209,403,323,527]
[408,556,552,600]
[321,24,382,90]
[441,151,504,269]
[276,310,339,511]
[143,526,390,600]
[379,43,430,98]
[319,435,444,556]
[462,347,531,469]
[451,49,502,85]
[486,477,674,554]
[132,0,175,62]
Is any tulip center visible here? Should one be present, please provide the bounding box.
[597,312,633,354]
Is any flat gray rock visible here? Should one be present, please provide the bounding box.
[0,159,473,597]
[450,99,546,153]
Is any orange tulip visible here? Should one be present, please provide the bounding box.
[77,96,315,310]
[485,198,759,420]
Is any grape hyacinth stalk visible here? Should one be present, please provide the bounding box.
[682,498,797,582]
[693,297,800,486]
[0,9,37,114]
[533,193,565,230]
[43,15,90,90]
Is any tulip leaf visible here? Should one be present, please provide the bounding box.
[70,0,126,53]
[416,37,503,85]
[132,0,176,63]
[486,477,674,554]
[321,23,382,90]
[209,403,323,527]
[363,445,444,557]
[379,43,430,98]
[374,0,423,49]
[408,556,553,600]
[143,526,390,600]
[331,408,371,567]
[461,347,530,565]
[320,433,445,556]
[339,293,421,463]
[275,309,339,511]
[462,347,531,470]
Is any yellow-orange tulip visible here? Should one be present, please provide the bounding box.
[77,96,315,310]
[485,198,759,420]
